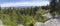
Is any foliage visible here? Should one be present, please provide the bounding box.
[0,6,49,26]
[35,8,49,23]
[24,15,36,26]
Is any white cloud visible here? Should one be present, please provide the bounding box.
[0,1,49,7]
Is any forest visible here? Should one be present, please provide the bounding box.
[0,0,60,26]
[0,6,49,26]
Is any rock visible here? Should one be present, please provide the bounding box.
[34,18,60,26]
[42,13,52,18]
[0,20,5,26]
[34,22,45,26]
[44,18,60,26]
[18,24,24,26]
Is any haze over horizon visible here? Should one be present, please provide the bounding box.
[0,0,50,7]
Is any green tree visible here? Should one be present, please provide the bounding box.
[49,0,57,19]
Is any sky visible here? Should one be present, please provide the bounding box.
[0,0,50,7]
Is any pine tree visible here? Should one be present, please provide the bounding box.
[50,0,57,19]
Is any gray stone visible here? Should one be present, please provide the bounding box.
[18,24,24,26]
[0,20,5,26]
[34,22,46,26]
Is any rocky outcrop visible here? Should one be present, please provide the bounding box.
[0,20,5,26]
[34,13,60,26]
[34,19,60,26]
[18,24,24,26]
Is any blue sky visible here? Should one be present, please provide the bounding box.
[0,0,50,7]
